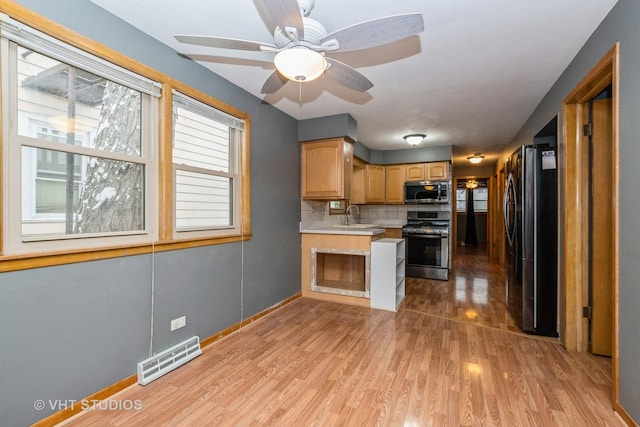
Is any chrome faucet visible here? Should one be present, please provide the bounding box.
[344,204,360,225]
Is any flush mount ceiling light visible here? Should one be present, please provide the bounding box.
[467,153,485,164]
[465,180,479,189]
[274,47,327,82]
[404,134,426,146]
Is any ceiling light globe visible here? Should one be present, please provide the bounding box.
[274,48,326,82]
[404,134,426,146]
[467,154,484,164]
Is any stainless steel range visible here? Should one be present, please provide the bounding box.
[402,211,450,280]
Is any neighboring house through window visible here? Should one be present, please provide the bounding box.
[1,17,159,254]
[172,91,244,238]
[1,14,249,262]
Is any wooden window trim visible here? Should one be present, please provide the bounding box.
[0,1,252,272]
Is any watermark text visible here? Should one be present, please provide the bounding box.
[34,399,143,412]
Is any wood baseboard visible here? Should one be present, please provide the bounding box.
[615,402,639,427]
[200,293,302,347]
[31,293,301,426]
[31,375,138,427]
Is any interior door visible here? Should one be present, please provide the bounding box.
[590,97,613,357]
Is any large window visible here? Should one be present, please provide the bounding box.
[172,91,244,238]
[1,17,159,254]
[0,14,250,263]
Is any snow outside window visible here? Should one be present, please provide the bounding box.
[2,36,157,254]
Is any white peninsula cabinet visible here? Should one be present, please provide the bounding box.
[370,238,405,311]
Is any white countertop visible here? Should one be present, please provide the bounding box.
[300,221,386,236]
[300,226,385,236]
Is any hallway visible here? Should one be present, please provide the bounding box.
[404,244,521,334]
[59,249,623,426]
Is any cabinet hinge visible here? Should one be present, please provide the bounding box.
[582,306,593,320]
[583,123,593,137]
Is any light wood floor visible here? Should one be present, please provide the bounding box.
[60,246,624,426]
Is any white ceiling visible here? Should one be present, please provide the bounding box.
[90,0,617,168]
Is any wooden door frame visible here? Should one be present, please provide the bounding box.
[561,43,619,406]
[487,167,506,265]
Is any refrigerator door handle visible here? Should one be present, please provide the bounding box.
[503,172,516,248]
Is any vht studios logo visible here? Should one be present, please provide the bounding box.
[34,399,143,411]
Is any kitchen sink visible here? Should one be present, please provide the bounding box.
[332,223,381,229]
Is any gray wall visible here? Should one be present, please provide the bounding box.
[498,0,639,421]
[298,113,358,142]
[0,1,300,425]
[300,115,452,166]
[359,145,451,165]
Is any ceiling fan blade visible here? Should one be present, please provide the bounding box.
[174,34,276,52]
[325,58,373,92]
[321,13,424,52]
[255,0,304,41]
[261,70,289,94]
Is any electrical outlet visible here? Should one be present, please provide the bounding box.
[170,316,186,331]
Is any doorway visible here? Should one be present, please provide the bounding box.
[455,178,489,256]
[562,43,619,406]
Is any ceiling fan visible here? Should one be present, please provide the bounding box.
[174,0,424,94]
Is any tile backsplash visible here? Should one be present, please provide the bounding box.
[301,201,450,225]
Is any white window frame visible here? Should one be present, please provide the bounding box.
[171,90,244,239]
[1,22,159,255]
[22,118,90,221]
[457,187,488,213]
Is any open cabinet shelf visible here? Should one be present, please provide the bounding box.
[370,238,405,311]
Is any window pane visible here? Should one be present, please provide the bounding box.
[174,106,230,172]
[474,201,488,212]
[175,170,232,230]
[17,46,142,156]
[22,147,144,238]
[473,188,488,212]
[456,189,466,212]
[473,188,488,201]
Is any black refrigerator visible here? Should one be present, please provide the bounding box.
[503,143,558,336]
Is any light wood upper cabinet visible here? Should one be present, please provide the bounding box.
[301,138,353,200]
[405,162,450,181]
[350,157,366,204]
[365,164,385,203]
[384,164,405,204]
[426,161,449,180]
[405,163,425,181]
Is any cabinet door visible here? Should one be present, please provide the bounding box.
[405,163,425,181]
[350,157,366,204]
[301,139,351,199]
[426,162,449,180]
[365,164,385,203]
[384,164,405,204]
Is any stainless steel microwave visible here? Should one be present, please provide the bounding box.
[404,180,450,204]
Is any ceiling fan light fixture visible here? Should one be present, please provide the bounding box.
[465,179,479,189]
[467,153,484,164]
[404,134,426,146]
[274,47,326,82]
